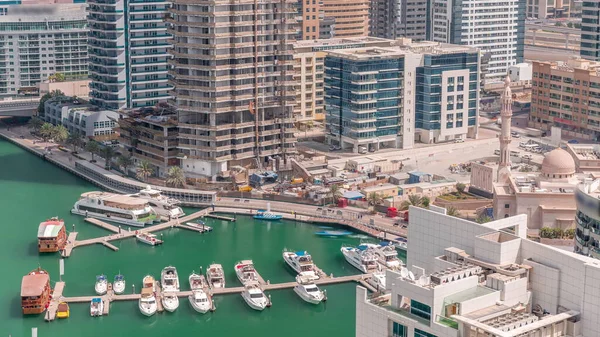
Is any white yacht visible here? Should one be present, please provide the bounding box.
[241,283,269,311]
[71,191,158,227]
[162,294,179,312]
[189,289,211,314]
[139,288,157,317]
[341,245,379,273]
[95,275,107,295]
[142,275,156,292]
[363,242,402,270]
[136,232,163,246]
[90,298,104,317]
[161,266,180,292]
[206,264,225,289]
[235,260,259,285]
[113,274,125,295]
[294,276,326,304]
[129,186,184,221]
[189,271,208,290]
[283,250,319,280]
[366,271,386,291]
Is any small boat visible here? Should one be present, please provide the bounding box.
[128,185,185,221]
[206,264,226,289]
[90,298,104,317]
[189,289,211,314]
[113,274,126,295]
[366,270,386,291]
[314,230,352,237]
[235,260,259,286]
[185,222,213,232]
[283,250,319,280]
[341,245,379,273]
[95,275,108,295]
[294,276,326,304]
[56,302,69,319]
[139,287,157,317]
[136,232,163,246]
[253,209,283,220]
[162,294,179,312]
[363,242,403,270]
[161,266,180,292]
[241,283,269,311]
[189,271,208,290]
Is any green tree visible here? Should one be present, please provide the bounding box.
[66,133,84,153]
[39,123,54,142]
[476,214,492,224]
[37,89,64,114]
[27,117,44,134]
[85,141,100,162]
[400,194,430,210]
[51,125,69,144]
[455,182,466,194]
[136,160,154,182]
[117,154,134,175]
[368,192,384,206]
[446,206,460,217]
[566,22,573,28]
[422,196,430,208]
[328,184,343,203]
[101,146,116,170]
[166,166,185,188]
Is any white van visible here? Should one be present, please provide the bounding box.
[358,145,367,154]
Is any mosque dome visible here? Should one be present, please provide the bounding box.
[541,148,576,176]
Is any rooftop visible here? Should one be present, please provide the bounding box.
[21,273,49,297]
[0,4,87,22]
[80,191,149,206]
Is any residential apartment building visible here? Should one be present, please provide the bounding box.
[292,37,397,123]
[581,0,600,61]
[0,4,88,95]
[357,206,600,337]
[88,0,172,110]
[296,0,321,40]
[529,59,600,141]
[168,0,297,177]
[369,0,427,41]
[526,0,571,18]
[321,0,369,38]
[44,97,119,141]
[429,0,525,83]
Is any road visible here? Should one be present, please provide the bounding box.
[525,45,578,62]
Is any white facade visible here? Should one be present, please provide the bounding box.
[356,206,600,337]
[44,98,119,139]
[508,63,532,83]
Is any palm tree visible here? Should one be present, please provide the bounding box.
[66,133,84,153]
[136,160,154,182]
[329,184,343,203]
[27,117,44,134]
[101,146,116,170]
[51,125,69,144]
[368,192,384,206]
[39,123,54,142]
[85,141,100,162]
[446,206,460,217]
[400,194,427,211]
[117,155,134,175]
[166,166,185,188]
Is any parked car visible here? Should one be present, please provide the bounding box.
[568,139,579,144]
[454,138,464,143]
[494,149,501,155]
[522,154,532,160]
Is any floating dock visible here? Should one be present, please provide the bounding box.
[85,218,120,233]
[155,281,164,313]
[45,281,65,322]
[61,232,78,258]
[205,214,236,222]
[179,222,213,233]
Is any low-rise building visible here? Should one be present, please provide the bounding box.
[361,183,400,198]
[526,0,571,18]
[44,97,118,141]
[357,206,600,337]
[565,143,600,173]
[39,79,89,98]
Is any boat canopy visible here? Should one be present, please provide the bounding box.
[358,245,368,251]
[379,241,392,247]
[92,298,101,303]
[37,223,64,238]
[97,275,106,281]
[295,251,307,256]
[114,275,124,281]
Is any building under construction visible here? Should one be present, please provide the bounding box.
[168,0,298,178]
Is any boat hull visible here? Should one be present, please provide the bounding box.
[188,296,210,314]
[341,248,369,274]
[113,281,125,295]
[95,283,107,295]
[293,286,323,305]
[136,235,162,246]
[253,215,282,220]
[162,296,179,312]
[139,299,157,317]
[71,209,148,227]
[241,293,266,311]
[283,253,319,280]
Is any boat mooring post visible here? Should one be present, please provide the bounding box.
[132,284,135,294]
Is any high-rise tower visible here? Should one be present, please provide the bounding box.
[497,76,513,181]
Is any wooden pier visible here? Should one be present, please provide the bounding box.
[205,214,236,222]
[85,218,120,233]
[155,281,164,312]
[45,281,65,321]
[178,222,213,233]
[61,232,78,258]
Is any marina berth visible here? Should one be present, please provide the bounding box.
[363,242,403,270]
[206,264,225,289]
[161,266,180,293]
[162,294,179,312]
[189,289,211,314]
[128,186,185,221]
[294,275,326,305]
[21,268,51,315]
[37,217,67,253]
[241,283,269,311]
[139,288,157,317]
[71,191,158,227]
[235,260,259,285]
[283,250,319,281]
[341,245,380,274]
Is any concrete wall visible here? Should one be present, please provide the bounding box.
[39,80,90,97]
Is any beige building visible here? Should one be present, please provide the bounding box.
[526,0,571,18]
[493,148,587,231]
[529,58,600,141]
[565,143,600,173]
[39,80,90,98]
[470,162,495,196]
[298,0,321,40]
[292,37,396,123]
[361,183,399,198]
[322,0,369,38]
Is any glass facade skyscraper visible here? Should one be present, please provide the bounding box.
[581,0,600,61]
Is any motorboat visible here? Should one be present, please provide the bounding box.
[56,302,69,319]
[206,264,225,289]
[363,242,402,270]
[340,245,379,273]
[161,266,180,292]
[162,294,179,312]
[136,232,163,246]
[253,210,282,220]
[314,230,352,237]
[366,271,386,291]
[139,287,157,317]
[283,250,319,281]
[189,271,208,290]
[71,191,158,227]
[113,274,125,295]
[95,275,107,295]
[241,283,269,311]
[235,260,259,286]
[189,289,211,314]
[128,186,185,221]
[294,275,326,304]
[142,275,156,292]
[90,298,104,317]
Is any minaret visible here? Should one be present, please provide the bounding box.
[497,76,513,181]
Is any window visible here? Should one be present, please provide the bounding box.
[392,322,407,337]
[415,329,437,337]
[410,300,431,321]
[505,204,509,209]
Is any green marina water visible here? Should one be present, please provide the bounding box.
[0,138,407,337]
